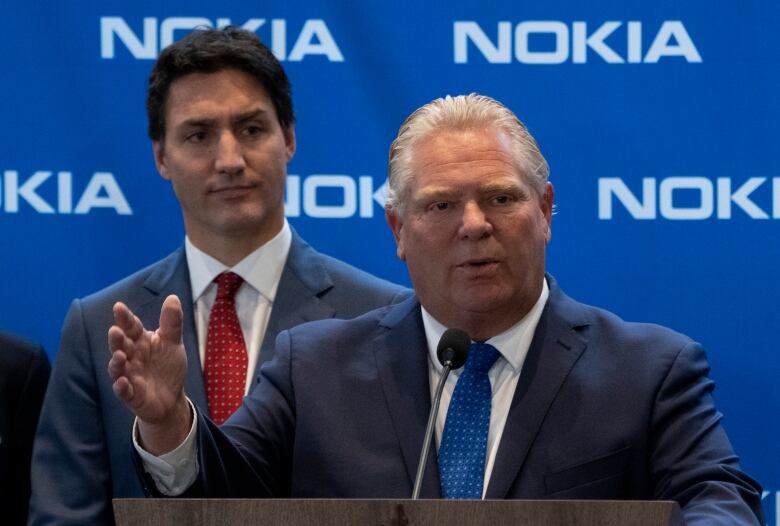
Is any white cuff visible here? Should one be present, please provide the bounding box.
[132,398,199,496]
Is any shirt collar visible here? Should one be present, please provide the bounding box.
[422,277,550,373]
[184,220,292,303]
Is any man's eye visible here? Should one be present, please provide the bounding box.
[430,202,450,212]
[186,131,207,143]
[243,125,263,137]
[492,195,513,205]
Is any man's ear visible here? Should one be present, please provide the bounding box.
[283,124,296,162]
[542,182,554,243]
[385,206,407,261]
[153,141,170,181]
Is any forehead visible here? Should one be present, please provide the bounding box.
[164,68,275,125]
[408,127,526,192]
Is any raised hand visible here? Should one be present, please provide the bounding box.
[108,295,191,454]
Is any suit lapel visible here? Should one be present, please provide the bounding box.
[260,231,336,366]
[485,281,589,498]
[135,248,207,411]
[372,297,442,498]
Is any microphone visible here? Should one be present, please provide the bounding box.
[412,328,470,499]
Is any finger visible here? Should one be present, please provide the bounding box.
[113,301,144,340]
[107,350,127,381]
[108,325,127,353]
[109,324,139,362]
[112,376,135,402]
[158,294,183,345]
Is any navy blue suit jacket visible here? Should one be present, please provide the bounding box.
[186,278,762,526]
[29,231,408,526]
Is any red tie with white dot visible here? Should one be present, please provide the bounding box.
[204,271,248,425]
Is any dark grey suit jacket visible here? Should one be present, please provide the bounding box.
[29,231,408,526]
[185,278,762,526]
[0,332,49,526]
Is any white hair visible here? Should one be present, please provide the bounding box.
[386,94,549,214]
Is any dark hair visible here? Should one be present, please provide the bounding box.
[146,26,294,141]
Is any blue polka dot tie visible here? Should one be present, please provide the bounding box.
[438,342,501,499]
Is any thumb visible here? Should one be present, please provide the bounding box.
[158,294,183,345]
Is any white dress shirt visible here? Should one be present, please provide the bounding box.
[186,221,291,394]
[423,278,549,498]
[138,277,549,498]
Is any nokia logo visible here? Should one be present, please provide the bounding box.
[284,175,387,219]
[599,177,780,220]
[1,171,132,215]
[100,17,344,62]
[454,21,701,64]
[760,490,778,526]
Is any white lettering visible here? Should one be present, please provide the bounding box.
[572,22,623,64]
[303,175,356,218]
[288,20,344,62]
[644,21,702,63]
[101,17,343,61]
[359,176,374,218]
[58,172,72,214]
[659,177,712,220]
[454,20,701,64]
[627,21,642,63]
[598,178,656,219]
[271,19,286,60]
[74,172,132,215]
[284,175,301,217]
[761,491,780,526]
[285,175,387,218]
[3,171,55,213]
[159,17,212,50]
[774,177,780,219]
[100,17,157,59]
[372,179,389,209]
[515,21,568,64]
[216,18,265,33]
[600,177,777,220]
[454,21,511,64]
[716,177,768,219]
[2,171,131,215]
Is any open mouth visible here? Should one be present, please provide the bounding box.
[458,258,499,269]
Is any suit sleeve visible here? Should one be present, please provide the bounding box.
[650,341,763,525]
[0,337,49,526]
[29,300,114,526]
[185,328,297,497]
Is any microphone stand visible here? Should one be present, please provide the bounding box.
[411,360,453,499]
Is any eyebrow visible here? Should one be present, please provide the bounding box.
[176,108,271,129]
[415,180,524,199]
[478,181,525,194]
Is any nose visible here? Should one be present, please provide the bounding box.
[458,200,493,239]
[214,131,246,175]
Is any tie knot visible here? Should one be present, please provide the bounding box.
[465,342,501,374]
[214,271,243,300]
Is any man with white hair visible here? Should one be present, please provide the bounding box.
[109,94,763,525]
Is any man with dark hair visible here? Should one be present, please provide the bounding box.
[29,26,407,526]
[110,94,762,526]
[145,26,295,141]
[0,332,49,526]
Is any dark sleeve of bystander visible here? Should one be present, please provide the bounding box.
[0,331,51,526]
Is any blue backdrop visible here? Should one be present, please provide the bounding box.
[1,1,777,521]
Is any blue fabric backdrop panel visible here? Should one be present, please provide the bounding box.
[1,1,777,521]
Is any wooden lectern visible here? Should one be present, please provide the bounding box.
[114,498,684,526]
